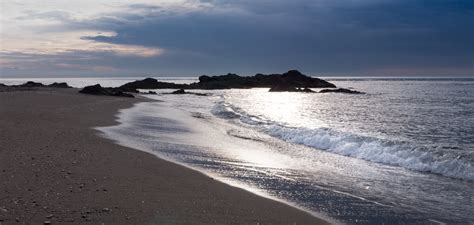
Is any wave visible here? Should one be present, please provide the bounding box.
[211,101,474,181]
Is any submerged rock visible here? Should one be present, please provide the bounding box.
[269,84,299,92]
[269,85,316,93]
[300,88,316,93]
[319,88,364,94]
[171,89,186,94]
[167,89,208,96]
[111,91,134,98]
[140,90,157,95]
[79,84,134,98]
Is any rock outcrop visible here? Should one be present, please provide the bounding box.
[79,84,134,98]
[119,78,186,93]
[171,89,186,94]
[17,81,45,88]
[319,88,364,94]
[117,70,336,92]
[167,89,208,96]
[48,82,72,88]
[78,70,363,97]
[189,70,336,89]
[0,81,72,89]
[269,85,315,93]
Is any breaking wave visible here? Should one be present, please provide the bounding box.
[211,101,474,181]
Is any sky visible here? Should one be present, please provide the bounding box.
[0,0,473,77]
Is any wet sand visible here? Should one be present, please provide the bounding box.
[0,88,328,224]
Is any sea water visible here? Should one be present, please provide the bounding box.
[4,77,473,224]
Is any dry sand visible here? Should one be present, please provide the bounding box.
[0,88,328,224]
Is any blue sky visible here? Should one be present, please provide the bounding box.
[1,0,473,77]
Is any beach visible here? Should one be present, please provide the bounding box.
[0,88,328,224]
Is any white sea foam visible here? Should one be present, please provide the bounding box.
[212,101,474,181]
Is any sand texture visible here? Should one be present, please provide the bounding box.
[0,88,328,224]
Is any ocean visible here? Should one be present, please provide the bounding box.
[3,77,473,224]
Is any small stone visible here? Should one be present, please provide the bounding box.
[44,220,51,225]
[46,214,53,219]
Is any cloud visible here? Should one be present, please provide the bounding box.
[78,0,474,75]
[1,0,473,76]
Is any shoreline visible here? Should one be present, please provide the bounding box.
[0,88,329,224]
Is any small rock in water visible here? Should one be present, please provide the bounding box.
[319,88,364,94]
[171,89,186,94]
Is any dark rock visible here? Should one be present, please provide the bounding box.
[79,84,108,95]
[1,81,71,89]
[189,70,336,90]
[147,91,157,94]
[18,81,45,88]
[319,88,364,94]
[119,78,186,93]
[167,89,208,96]
[300,88,316,93]
[48,82,71,88]
[79,84,134,98]
[171,89,186,94]
[111,91,134,98]
[118,70,336,91]
[192,92,209,96]
[269,84,316,93]
[269,85,298,92]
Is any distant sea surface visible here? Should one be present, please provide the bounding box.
[4,77,473,224]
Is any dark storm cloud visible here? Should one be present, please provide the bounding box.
[3,0,473,76]
[79,0,474,76]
